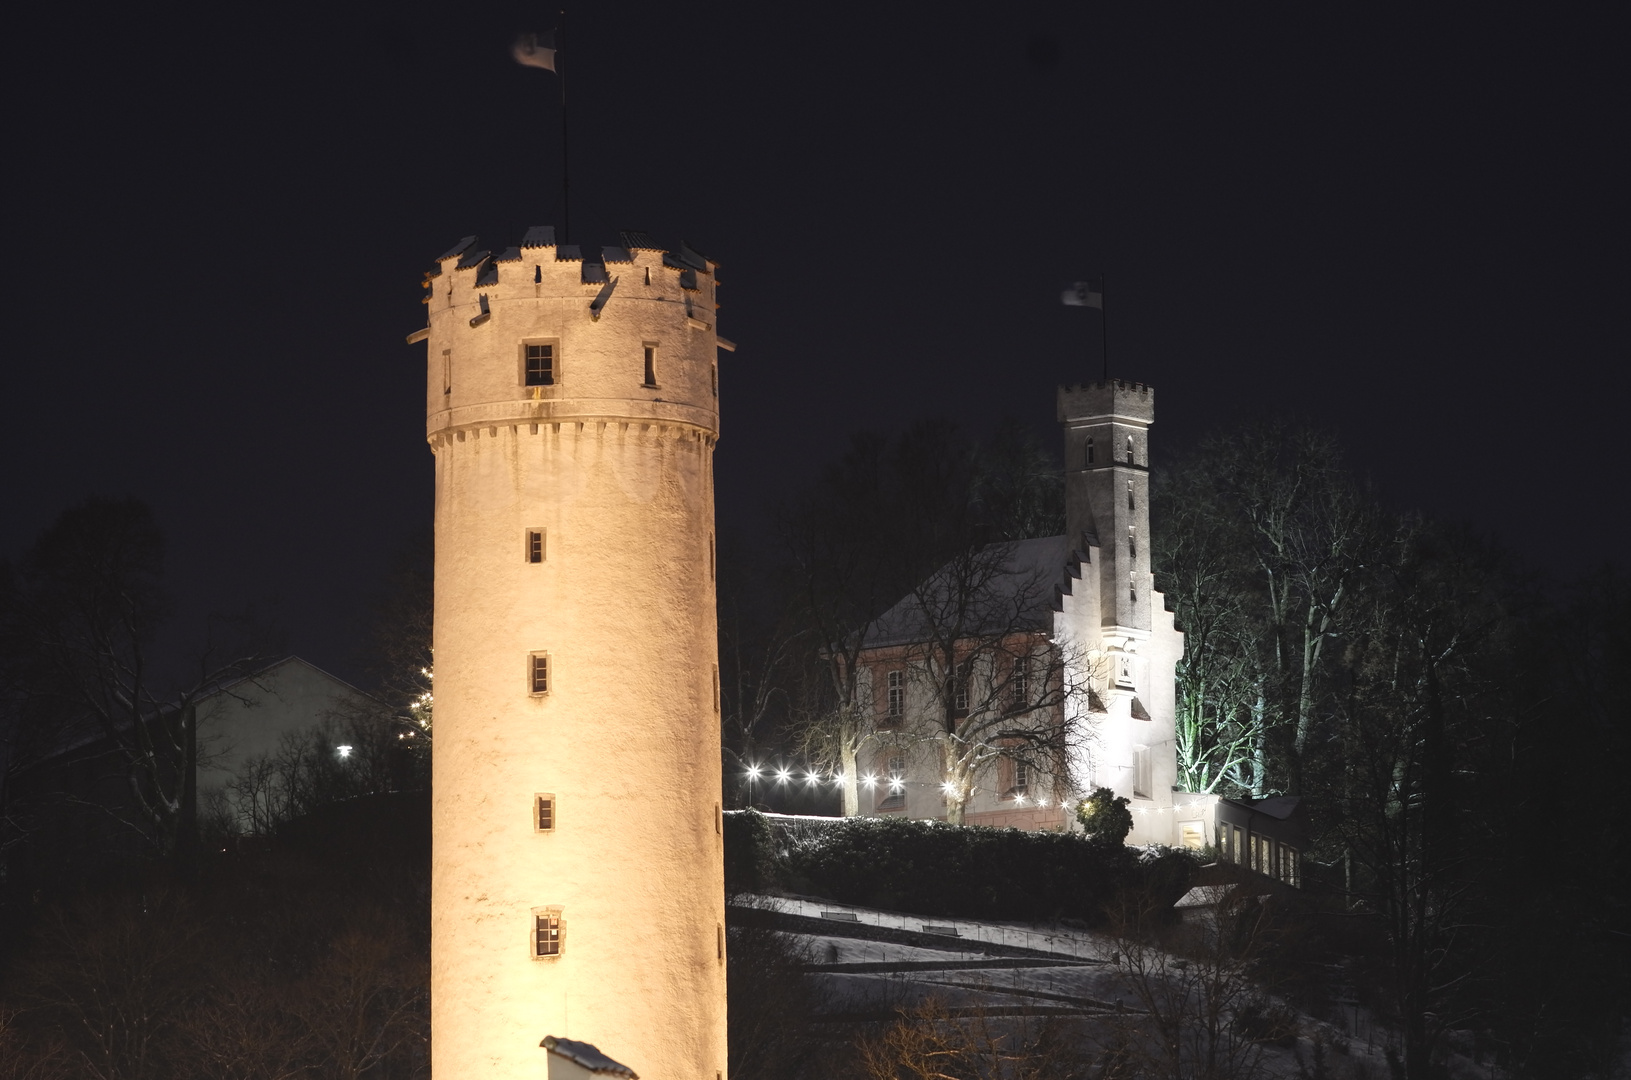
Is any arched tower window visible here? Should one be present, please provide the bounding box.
[1126,435,1135,464]
[1085,438,1095,466]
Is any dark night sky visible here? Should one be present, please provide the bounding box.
[6,2,1627,682]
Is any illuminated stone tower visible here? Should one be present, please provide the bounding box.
[1057,380,1182,845]
[414,227,730,1079]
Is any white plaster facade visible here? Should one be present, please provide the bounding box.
[856,381,1209,848]
[419,229,728,1079]
[193,656,367,832]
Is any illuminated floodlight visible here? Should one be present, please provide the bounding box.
[940,781,957,796]
[775,768,791,783]
[747,765,763,778]
[1037,796,1050,808]
[862,773,877,788]
[336,744,354,758]
[831,773,846,786]
[1015,794,1026,805]
[804,772,820,786]
[889,781,904,793]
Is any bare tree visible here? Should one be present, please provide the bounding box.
[780,421,1065,817]
[4,499,270,860]
[1096,881,1297,1080]
[1320,521,1514,1078]
[876,541,1086,825]
[854,998,1089,1080]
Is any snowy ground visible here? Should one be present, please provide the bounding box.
[734,895,1461,1078]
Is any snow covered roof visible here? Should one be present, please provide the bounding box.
[1239,796,1302,820]
[1174,884,1236,909]
[540,1037,638,1077]
[863,535,1071,650]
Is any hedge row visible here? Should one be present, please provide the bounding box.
[726,811,1181,924]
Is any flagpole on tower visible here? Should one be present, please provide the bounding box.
[558,10,569,245]
[1061,278,1107,381]
[1100,276,1108,382]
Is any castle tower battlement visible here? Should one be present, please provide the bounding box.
[421,227,726,443]
[415,226,729,1080]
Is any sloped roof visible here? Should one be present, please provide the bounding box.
[541,1037,638,1077]
[863,535,1069,650]
[1240,795,1302,820]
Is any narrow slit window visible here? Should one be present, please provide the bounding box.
[527,529,545,563]
[525,343,555,386]
[715,802,722,835]
[712,665,720,713]
[717,923,725,961]
[1127,526,1135,561]
[710,364,718,397]
[1085,437,1094,465]
[533,909,563,958]
[644,266,652,286]
[709,533,716,581]
[442,349,452,395]
[1129,573,1137,603]
[643,345,658,387]
[535,794,556,832]
[1126,435,1135,464]
[1127,479,1135,510]
[530,654,550,695]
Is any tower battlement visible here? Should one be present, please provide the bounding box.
[1057,380,1155,424]
[413,226,729,446]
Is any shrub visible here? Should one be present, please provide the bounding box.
[728,812,1137,924]
[1075,787,1132,842]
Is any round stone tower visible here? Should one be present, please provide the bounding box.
[414,227,729,1079]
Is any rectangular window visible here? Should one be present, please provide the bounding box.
[1232,825,1243,864]
[877,753,907,810]
[535,794,555,832]
[525,343,555,386]
[532,908,563,958]
[1284,847,1300,888]
[887,670,904,717]
[643,344,658,387]
[1133,746,1152,799]
[527,529,545,563]
[1013,759,1030,794]
[1011,655,1028,707]
[1179,821,1204,850]
[948,661,971,719]
[530,654,550,695]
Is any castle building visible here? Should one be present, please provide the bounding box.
[414,228,730,1079]
[853,382,1207,848]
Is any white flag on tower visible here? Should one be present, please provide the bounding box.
[513,32,557,71]
[1062,281,1104,309]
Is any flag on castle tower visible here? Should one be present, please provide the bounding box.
[1062,281,1104,309]
[513,32,556,71]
